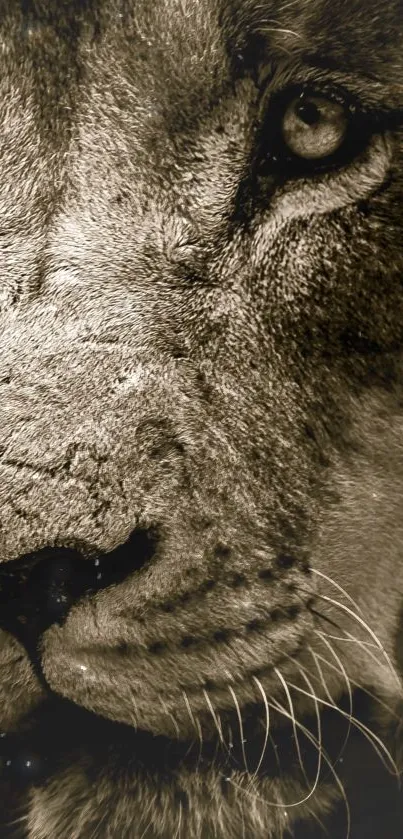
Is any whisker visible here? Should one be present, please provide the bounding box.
[194,716,204,770]
[228,683,251,775]
[227,723,234,750]
[312,633,352,707]
[307,603,346,631]
[313,636,402,722]
[284,663,324,803]
[311,590,402,692]
[224,698,350,839]
[276,640,398,776]
[269,694,350,837]
[314,632,354,716]
[279,0,304,10]
[274,666,310,786]
[182,690,200,732]
[309,641,353,765]
[268,730,283,773]
[305,806,331,838]
[160,698,180,738]
[312,646,402,784]
[203,689,225,746]
[1,810,29,839]
[173,800,183,839]
[251,675,271,778]
[259,26,303,38]
[310,568,365,617]
[314,622,402,691]
[315,629,378,649]
[182,689,198,734]
[253,0,301,14]
[287,680,400,777]
[182,690,204,762]
[341,627,402,682]
[296,585,346,633]
[298,653,399,778]
[139,817,154,839]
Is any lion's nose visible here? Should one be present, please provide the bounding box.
[0,528,158,656]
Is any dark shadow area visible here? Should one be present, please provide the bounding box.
[0,689,401,838]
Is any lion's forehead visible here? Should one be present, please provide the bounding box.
[1,1,402,157]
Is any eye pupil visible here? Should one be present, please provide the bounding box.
[295,101,320,126]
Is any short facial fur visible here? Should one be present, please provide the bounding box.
[0,1,402,837]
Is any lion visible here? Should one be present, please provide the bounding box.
[0,0,402,837]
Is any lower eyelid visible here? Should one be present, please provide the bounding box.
[264,133,392,224]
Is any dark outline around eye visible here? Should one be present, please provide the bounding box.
[257,83,383,178]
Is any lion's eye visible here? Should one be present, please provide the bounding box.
[281,94,348,160]
[257,85,367,179]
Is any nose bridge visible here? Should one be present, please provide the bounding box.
[0,301,192,564]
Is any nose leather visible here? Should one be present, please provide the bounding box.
[0,528,158,657]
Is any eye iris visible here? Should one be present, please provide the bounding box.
[282,95,348,161]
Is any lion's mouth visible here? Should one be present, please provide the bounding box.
[0,541,392,813]
[0,531,315,746]
[0,684,357,790]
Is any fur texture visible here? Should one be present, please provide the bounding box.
[0,0,402,836]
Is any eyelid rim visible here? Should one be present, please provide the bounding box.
[258,58,402,113]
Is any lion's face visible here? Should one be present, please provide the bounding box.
[0,1,402,837]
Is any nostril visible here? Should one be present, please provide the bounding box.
[98,526,159,584]
[0,547,84,674]
[0,527,159,651]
